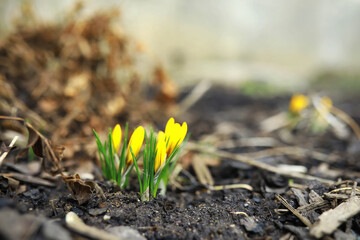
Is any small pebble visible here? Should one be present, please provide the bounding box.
[244,203,249,207]
[23,189,42,200]
[88,207,107,216]
[104,214,111,221]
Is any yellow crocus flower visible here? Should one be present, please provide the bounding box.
[111,124,122,154]
[289,94,309,114]
[126,126,145,165]
[154,131,166,173]
[164,118,187,156]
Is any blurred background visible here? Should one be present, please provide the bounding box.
[1,0,360,94]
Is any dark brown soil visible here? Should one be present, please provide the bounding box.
[1,86,360,240]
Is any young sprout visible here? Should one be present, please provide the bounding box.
[289,94,309,115]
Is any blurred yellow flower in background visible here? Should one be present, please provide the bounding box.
[289,94,309,114]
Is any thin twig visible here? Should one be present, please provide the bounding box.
[192,155,214,186]
[209,183,253,191]
[331,106,360,140]
[324,193,351,200]
[177,80,211,115]
[186,142,335,185]
[330,187,360,194]
[0,135,18,166]
[275,194,313,228]
[230,211,249,217]
[243,146,339,163]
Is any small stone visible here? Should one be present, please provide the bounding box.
[88,207,107,216]
[103,214,111,221]
[23,188,42,200]
[240,216,263,233]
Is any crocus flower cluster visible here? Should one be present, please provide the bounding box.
[95,117,187,200]
[287,94,339,136]
[289,94,333,116]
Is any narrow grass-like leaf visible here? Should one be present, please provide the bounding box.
[130,146,143,195]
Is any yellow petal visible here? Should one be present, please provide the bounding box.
[111,124,122,154]
[165,119,187,156]
[126,126,145,165]
[165,118,175,136]
[289,94,309,114]
[178,122,187,146]
[157,131,166,144]
[154,131,166,173]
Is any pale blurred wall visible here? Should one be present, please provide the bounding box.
[1,0,360,90]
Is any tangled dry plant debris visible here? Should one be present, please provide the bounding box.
[186,142,335,185]
[0,116,104,204]
[275,180,360,239]
[310,196,360,238]
[0,5,177,163]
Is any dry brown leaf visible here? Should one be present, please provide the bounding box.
[0,175,20,191]
[1,173,56,187]
[0,116,63,176]
[25,123,64,175]
[63,174,105,205]
[0,142,11,153]
[153,66,178,103]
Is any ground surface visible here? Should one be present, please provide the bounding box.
[1,86,360,240]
